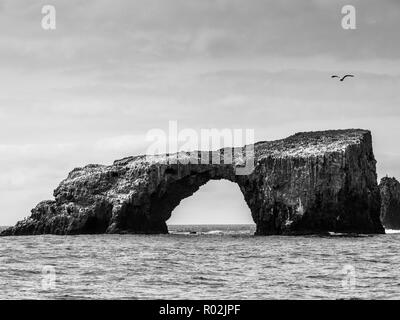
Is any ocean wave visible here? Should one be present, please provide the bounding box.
[1,232,400,299]
[169,229,252,236]
[385,229,400,234]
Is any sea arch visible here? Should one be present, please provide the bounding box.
[1,130,385,236]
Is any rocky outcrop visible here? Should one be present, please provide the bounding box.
[1,129,384,236]
[379,177,400,229]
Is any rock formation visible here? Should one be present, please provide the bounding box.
[379,177,400,229]
[1,129,384,236]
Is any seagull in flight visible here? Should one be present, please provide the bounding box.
[331,74,355,81]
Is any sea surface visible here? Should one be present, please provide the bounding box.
[0,224,400,300]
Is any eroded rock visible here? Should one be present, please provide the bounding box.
[1,129,384,236]
[379,177,400,229]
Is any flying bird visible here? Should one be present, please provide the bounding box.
[331,74,355,81]
[339,74,354,81]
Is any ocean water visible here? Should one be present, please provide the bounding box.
[0,224,400,300]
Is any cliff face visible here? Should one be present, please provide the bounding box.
[1,129,384,236]
[379,177,400,229]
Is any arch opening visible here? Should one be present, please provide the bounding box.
[166,179,254,227]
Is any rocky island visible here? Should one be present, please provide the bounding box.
[1,129,385,236]
[379,177,400,229]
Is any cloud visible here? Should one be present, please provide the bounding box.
[1,0,400,73]
[0,0,400,225]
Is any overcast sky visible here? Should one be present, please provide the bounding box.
[1,0,400,225]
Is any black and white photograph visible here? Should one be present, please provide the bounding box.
[1,0,400,309]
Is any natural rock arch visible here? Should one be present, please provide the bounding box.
[1,129,385,236]
[111,163,251,234]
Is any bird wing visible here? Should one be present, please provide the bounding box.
[341,75,354,80]
[331,75,339,78]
